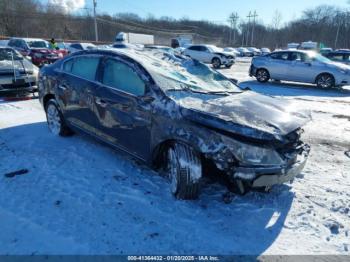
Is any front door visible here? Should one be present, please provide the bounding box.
[93,57,153,160]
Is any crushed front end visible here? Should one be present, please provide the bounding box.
[209,128,310,193]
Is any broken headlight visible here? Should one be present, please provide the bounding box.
[222,137,284,166]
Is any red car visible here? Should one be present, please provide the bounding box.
[7,38,64,67]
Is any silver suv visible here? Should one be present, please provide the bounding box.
[250,50,350,88]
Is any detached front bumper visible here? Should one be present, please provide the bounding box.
[233,144,310,188]
[0,75,38,93]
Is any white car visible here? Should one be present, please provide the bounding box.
[260,48,271,55]
[223,47,240,57]
[183,45,235,68]
[237,47,254,57]
[67,43,96,53]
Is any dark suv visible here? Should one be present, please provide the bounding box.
[38,49,310,199]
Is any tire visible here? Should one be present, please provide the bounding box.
[166,143,202,200]
[225,64,232,69]
[45,99,72,136]
[212,57,221,69]
[256,68,270,83]
[316,73,335,89]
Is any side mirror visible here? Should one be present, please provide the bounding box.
[140,95,155,103]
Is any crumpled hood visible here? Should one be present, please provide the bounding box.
[214,52,234,57]
[0,59,35,73]
[170,91,311,142]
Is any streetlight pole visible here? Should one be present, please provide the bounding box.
[246,11,252,46]
[93,0,98,42]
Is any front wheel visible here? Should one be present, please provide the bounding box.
[45,99,72,136]
[212,57,222,69]
[225,64,233,69]
[316,73,335,89]
[167,143,202,200]
[256,68,270,83]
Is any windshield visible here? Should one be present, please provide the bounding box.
[0,49,23,61]
[28,41,47,48]
[206,45,223,53]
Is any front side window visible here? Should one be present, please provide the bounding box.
[102,59,145,96]
[189,46,200,51]
[63,56,100,81]
[289,52,306,62]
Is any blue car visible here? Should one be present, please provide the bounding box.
[39,48,310,200]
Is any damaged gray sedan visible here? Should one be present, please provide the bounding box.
[39,48,311,200]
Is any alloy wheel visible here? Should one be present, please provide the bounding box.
[47,104,62,135]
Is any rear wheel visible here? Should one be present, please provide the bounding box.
[45,99,72,136]
[212,57,222,69]
[166,143,202,200]
[316,73,335,89]
[256,68,270,83]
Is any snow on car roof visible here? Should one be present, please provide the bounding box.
[101,48,240,93]
[11,37,46,42]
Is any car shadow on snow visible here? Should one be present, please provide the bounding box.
[239,80,350,98]
[0,122,295,256]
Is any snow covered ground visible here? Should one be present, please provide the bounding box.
[0,60,349,256]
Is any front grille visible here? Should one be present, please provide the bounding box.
[0,71,29,77]
[0,82,36,89]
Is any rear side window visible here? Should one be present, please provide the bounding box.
[63,56,100,81]
[102,59,145,96]
[270,52,289,60]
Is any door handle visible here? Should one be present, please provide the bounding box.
[95,97,108,107]
[58,84,68,91]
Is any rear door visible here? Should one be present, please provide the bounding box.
[266,52,290,79]
[93,57,153,160]
[57,55,102,133]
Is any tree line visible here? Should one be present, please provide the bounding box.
[0,0,349,49]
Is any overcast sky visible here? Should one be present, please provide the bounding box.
[44,0,349,26]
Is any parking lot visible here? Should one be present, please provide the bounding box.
[0,59,349,255]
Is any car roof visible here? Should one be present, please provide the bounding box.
[10,37,46,42]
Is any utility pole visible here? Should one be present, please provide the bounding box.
[246,11,252,46]
[250,11,258,46]
[229,13,239,45]
[334,11,341,49]
[93,0,98,42]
